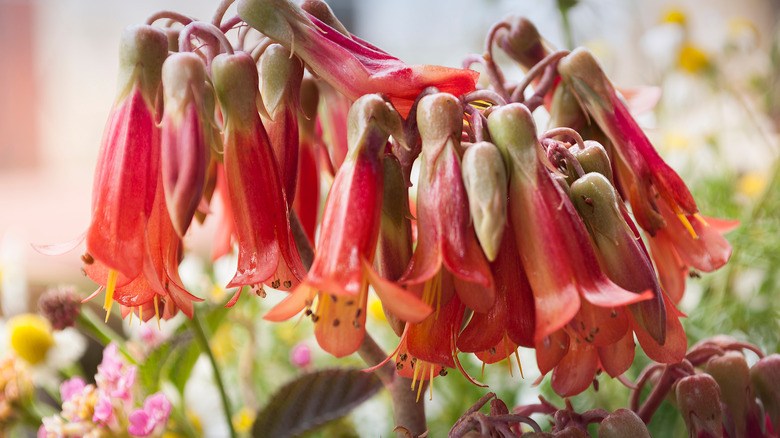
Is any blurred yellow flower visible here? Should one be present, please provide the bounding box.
[663,130,692,150]
[663,8,687,25]
[679,45,709,73]
[737,172,767,199]
[367,296,386,322]
[232,406,256,433]
[7,314,54,365]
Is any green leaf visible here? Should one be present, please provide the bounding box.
[252,368,383,438]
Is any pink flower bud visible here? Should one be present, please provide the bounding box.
[289,342,312,368]
[676,374,723,438]
[750,354,780,432]
[597,409,651,438]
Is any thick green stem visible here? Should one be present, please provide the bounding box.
[188,311,238,438]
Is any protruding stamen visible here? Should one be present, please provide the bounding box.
[504,335,514,378]
[104,269,118,323]
[515,348,524,379]
[153,296,161,329]
[694,213,710,228]
[128,308,134,327]
[676,213,699,239]
[428,365,435,401]
[415,363,426,403]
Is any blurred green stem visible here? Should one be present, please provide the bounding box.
[76,308,136,364]
[556,0,577,50]
[188,310,238,438]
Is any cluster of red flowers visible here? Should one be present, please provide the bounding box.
[82,0,735,397]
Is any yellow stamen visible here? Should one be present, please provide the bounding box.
[694,213,709,228]
[153,296,161,329]
[104,269,118,323]
[428,365,434,401]
[128,308,134,327]
[415,363,426,403]
[410,360,419,388]
[676,213,699,239]
[515,348,524,379]
[504,335,513,378]
[139,305,143,322]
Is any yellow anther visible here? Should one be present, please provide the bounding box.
[676,213,699,239]
[104,269,118,323]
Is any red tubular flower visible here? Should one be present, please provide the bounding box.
[317,80,351,173]
[264,95,432,357]
[85,174,203,322]
[211,51,307,304]
[457,218,535,367]
[570,174,680,347]
[487,103,651,345]
[400,93,494,313]
[160,52,211,237]
[237,0,479,117]
[84,25,168,311]
[557,48,735,271]
[259,44,305,206]
[293,79,322,245]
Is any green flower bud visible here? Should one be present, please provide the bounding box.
[347,94,405,157]
[486,103,539,179]
[567,140,614,185]
[462,142,507,261]
[116,25,168,103]
[258,43,303,119]
[212,52,261,129]
[417,93,463,157]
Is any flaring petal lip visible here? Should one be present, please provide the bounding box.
[237,0,478,116]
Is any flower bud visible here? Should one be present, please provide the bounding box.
[597,409,651,438]
[417,93,462,152]
[462,142,507,261]
[301,0,350,37]
[706,351,750,438]
[116,25,168,103]
[570,172,668,347]
[161,52,210,236]
[375,156,414,336]
[750,354,780,432]
[676,374,724,438]
[347,94,405,158]
[259,44,303,119]
[497,16,549,71]
[259,43,304,206]
[567,140,614,185]
[549,83,587,133]
[487,103,539,177]
[212,52,260,128]
[557,48,614,113]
